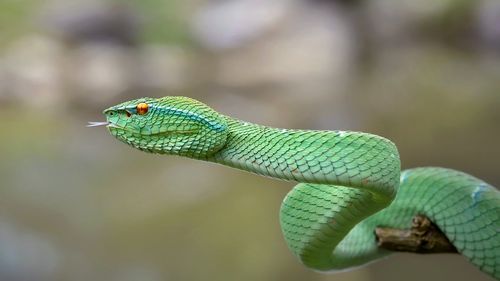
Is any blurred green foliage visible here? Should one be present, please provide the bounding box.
[0,0,191,47]
[124,0,191,45]
[0,0,42,46]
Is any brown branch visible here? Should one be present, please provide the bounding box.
[375,215,458,254]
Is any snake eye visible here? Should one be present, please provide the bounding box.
[136,103,149,115]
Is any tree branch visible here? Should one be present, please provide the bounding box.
[375,215,458,254]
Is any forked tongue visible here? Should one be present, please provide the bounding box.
[87,122,108,127]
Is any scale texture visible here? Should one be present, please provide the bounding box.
[102,96,500,279]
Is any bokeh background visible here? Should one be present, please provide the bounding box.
[0,0,499,280]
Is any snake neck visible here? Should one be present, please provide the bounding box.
[205,117,401,201]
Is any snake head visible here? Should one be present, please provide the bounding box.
[103,96,228,157]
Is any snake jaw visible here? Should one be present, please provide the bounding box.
[107,122,123,130]
[106,120,199,136]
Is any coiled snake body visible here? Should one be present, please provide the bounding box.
[96,96,500,279]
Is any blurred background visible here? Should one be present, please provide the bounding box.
[0,0,499,280]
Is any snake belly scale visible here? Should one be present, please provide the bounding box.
[97,96,500,279]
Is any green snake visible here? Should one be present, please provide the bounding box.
[91,96,500,279]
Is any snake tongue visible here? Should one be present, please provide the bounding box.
[86,121,109,127]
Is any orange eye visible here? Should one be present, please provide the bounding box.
[136,103,149,115]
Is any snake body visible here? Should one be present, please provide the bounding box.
[100,96,500,279]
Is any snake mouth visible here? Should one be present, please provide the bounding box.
[102,121,198,136]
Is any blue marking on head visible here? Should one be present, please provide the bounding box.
[152,105,226,132]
